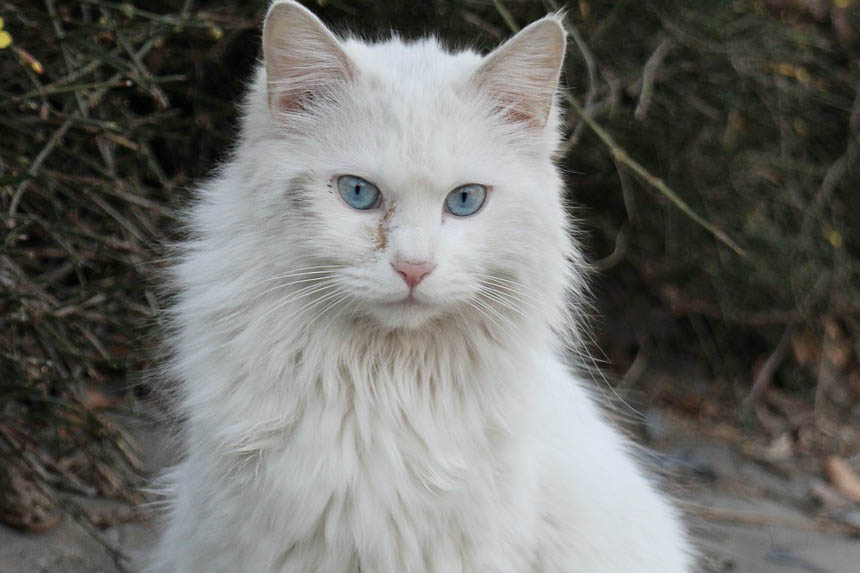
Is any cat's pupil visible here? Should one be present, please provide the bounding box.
[460,191,467,203]
[353,185,361,195]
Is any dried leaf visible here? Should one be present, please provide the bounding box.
[822,456,860,503]
[791,329,819,366]
[0,460,62,534]
[80,385,123,411]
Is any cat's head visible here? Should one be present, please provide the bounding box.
[249,1,575,332]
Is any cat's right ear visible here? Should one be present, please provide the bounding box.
[263,1,353,115]
[471,16,566,129]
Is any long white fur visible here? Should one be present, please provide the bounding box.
[148,1,694,571]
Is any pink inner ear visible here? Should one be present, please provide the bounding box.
[273,89,317,115]
[478,65,556,129]
[263,5,354,119]
[472,19,565,130]
[504,106,544,127]
[486,92,550,128]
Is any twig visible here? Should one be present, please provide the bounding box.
[547,0,599,143]
[743,325,794,408]
[691,505,860,535]
[3,79,134,105]
[614,156,638,224]
[490,0,518,34]
[461,11,504,39]
[2,46,124,109]
[798,88,860,243]
[45,0,86,115]
[592,220,629,272]
[110,20,169,109]
[8,118,74,215]
[618,338,649,392]
[635,37,672,121]
[78,0,211,29]
[659,286,802,326]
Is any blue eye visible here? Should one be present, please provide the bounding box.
[445,184,487,217]
[337,175,381,210]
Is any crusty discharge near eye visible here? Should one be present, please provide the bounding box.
[368,203,396,250]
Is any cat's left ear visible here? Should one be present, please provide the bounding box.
[472,16,567,128]
[263,0,353,115]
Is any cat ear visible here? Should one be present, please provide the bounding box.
[472,16,566,128]
[262,0,353,115]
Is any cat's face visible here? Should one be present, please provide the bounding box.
[258,1,569,330]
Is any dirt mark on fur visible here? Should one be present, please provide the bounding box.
[369,203,396,250]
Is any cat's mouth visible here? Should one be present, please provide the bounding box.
[367,292,443,330]
[388,293,425,306]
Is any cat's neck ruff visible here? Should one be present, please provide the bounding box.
[179,302,543,467]
[255,294,547,404]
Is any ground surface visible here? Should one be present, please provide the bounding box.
[665,436,860,572]
[1,412,858,572]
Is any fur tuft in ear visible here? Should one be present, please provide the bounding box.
[262,0,353,115]
[472,16,567,128]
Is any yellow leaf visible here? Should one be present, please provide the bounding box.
[579,1,591,20]
[793,118,807,135]
[208,24,223,41]
[16,48,43,74]
[0,30,11,50]
[0,16,5,29]
[826,229,843,248]
[776,62,794,77]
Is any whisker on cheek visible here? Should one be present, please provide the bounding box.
[255,283,341,327]
[476,287,528,319]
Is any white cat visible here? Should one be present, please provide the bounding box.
[148,1,694,571]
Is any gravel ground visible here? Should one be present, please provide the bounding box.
[665,438,860,572]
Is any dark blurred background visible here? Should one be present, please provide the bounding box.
[1,0,859,562]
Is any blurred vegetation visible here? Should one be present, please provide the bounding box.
[1,0,859,524]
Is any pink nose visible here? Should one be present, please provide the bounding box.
[392,261,435,289]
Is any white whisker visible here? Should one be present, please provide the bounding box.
[251,266,344,287]
[477,287,528,318]
[250,274,337,301]
[214,280,337,327]
[255,283,340,327]
[478,275,542,305]
[287,287,347,323]
[305,292,352,326]
[470,296,516,335]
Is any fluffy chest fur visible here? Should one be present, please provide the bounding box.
[171,325,547,572]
